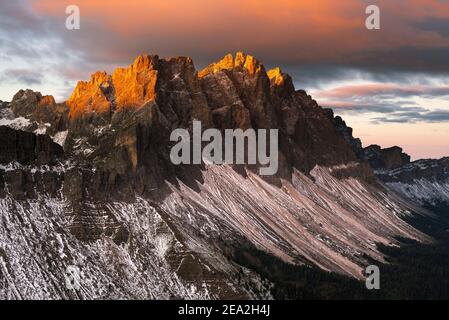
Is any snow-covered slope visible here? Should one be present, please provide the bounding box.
[386,179,449,206]
[376,158,449,206]
[0,192,270,299]
[0,106,67,147]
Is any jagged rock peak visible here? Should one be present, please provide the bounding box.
[111,54,159,110]
[130,54,159,71]
[67,71,113,118]
[11,89,56,116]
[68,55,161,118]
[38,95,56,107]
[364,144,411,170]
[12,89,56,107]
[267,67,295,96]
[198,52,264,77]
[66,53,300,120]
[267,67,286,85]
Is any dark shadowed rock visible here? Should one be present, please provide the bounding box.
[325,109,365,161]
[0,126,64,165]
[3,53,372,197]
[364,144,410,170]
[11,89,53,117]
[198,53,359,177]
[0,100,10,109]
[10,89,69,135]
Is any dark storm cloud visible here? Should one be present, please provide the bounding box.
[419,18,449,38]
[360,46,449,73]
[280,62,449,97]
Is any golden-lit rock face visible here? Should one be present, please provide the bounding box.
[198,53,234,77]
[67,53,274,120]
[198,52,263,78]
[67,55,159,119]
[267,67,285,86]
[67,71,112,118]
[112,55,158,110]
[267,67,295,98]
[37,95,56,107]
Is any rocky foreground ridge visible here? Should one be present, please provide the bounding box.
[0,53,447,299]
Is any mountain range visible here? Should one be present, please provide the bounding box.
[0,52,448,299]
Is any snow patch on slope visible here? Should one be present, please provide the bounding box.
[0,109,68,147]
[386,179,449,205]
[0,117,31,130]
[0,193,268,299]
[52,130,69,147]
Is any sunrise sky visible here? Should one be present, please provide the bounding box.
[1,0,449,159]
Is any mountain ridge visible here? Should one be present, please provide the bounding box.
[0,52,447,299]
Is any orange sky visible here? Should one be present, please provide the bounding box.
[31,0,449,63]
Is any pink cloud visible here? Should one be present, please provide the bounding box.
[315,83,449,100]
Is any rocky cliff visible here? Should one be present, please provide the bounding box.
[63,53,360,180]
[364,144,411,170]
[375,157,449,207]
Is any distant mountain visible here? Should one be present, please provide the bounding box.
[375,157,449,207]
[0,53,445,299]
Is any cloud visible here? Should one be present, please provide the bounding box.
[22,0,449,72]
[373,109,449,123]
[2,1,449,77]
[316,83,449,100]
[3,0,449,103]
[0,69,43,85]
[313,81,449,124]
[0,1,101,100]
[321,98,432,117]
[418,17,449,38]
